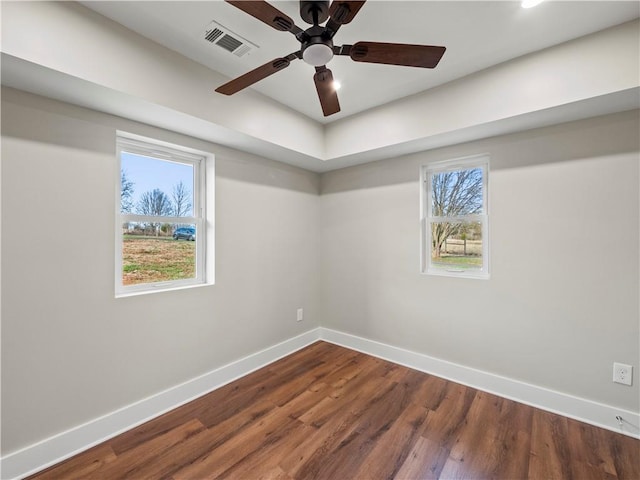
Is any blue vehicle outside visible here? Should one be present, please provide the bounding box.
[173,227,196,241]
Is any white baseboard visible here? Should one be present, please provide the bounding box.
[0,328,322,480]
[319,327,640,440]
[3,326,637,479]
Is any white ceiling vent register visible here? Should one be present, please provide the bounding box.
[203,21,258,57]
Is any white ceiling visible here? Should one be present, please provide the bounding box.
[80,1,640,124]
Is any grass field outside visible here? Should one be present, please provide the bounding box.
[122,236,195,285]
[432,239,483,270]
[121,235,482,285]
[431,254,483,270]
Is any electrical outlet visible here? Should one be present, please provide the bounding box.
[613,363,633,386]
[296,308,303,322]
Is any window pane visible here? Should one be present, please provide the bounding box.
[430,221,483,271]
[122,222,196,286]
[431,167,483,217]
[121,152,194,216]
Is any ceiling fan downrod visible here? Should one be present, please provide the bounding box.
[300,0,330,25]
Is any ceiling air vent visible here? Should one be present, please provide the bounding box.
[203,21,258,58]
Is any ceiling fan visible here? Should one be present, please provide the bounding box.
[215,0,446,117]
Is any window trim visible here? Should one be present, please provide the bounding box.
[421,154,490,279]
[115,132,212,297]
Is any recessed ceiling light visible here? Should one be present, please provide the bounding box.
[522,0,544,8]
[333,80,342,91]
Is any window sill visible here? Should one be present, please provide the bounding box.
[116,280,214,298]
[422,269,490,280]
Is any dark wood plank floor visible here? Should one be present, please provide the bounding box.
[29,341,639,479]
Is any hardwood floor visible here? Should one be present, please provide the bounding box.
[29,341,639,479]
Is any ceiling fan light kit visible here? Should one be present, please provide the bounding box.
[215,0,446,117]
[301,24,334,66]
[303,43,334,66]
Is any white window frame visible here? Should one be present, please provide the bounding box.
[116,132,212,296]
[421,154,489,279]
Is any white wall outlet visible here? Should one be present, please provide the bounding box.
[296,308,303,322]
[613,362,633,386]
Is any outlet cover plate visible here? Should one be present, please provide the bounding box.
[613,362,633,386]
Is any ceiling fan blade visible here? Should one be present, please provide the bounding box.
[349,41,446,68]
[313,67,340,117]
[328,1,366,24]
[225,1,302,34]
[325,1,366,37]
[216,54,298,95]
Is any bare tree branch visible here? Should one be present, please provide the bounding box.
[431,168,483,258]
[120,170,135,213]
[172,181,192,218]
[136,189,173,236]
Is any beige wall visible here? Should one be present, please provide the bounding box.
[0,88,320,454]
[320,110,640,411]
[2,87,639,457]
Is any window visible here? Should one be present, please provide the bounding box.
[116,133,212,296]
[421,155,489,278]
